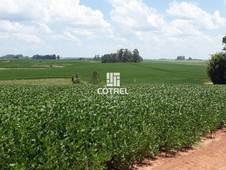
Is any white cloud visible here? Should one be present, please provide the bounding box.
[0,0,49,22]
[0,0,110,44]
[0,20,42,44]
[0,20,35,33]
[65,28,94,39]
[213,11,226,27]
[38,23,53,34]
[0,32,42,44]
[109,0,166,32]
[0,0,225,59]
[108,0,168,53]
[63,31,81,44]
[107,0,225,59]
[167,1,226,29]
[166,19,202,36]
[48,0,110,29]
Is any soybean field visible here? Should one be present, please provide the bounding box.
[0,59,225,169]
[0,59,207,84]
[0,84,226,169]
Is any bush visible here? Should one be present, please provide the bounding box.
[71,74,81,84]
[91,71,100,84]
[207,52,226,84]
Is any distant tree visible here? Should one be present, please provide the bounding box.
[57,55,60,60]
[112,53,117,63]
[15,54,23,58]
[101,48,142,63]
[101,54,107,63]
[223,36,226,51]
[1,54,25,59]
[93,55,101,61]
[122,49,131,62]
[117,49,124,62]
[223,36,226,44]
[177,56,185,60]
[32,54,58,60]
[133,49,141,62]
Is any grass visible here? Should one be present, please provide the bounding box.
[0,59,208,84]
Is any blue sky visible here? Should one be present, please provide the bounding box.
[0,0,226,59]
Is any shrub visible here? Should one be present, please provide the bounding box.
[91,71,100,84]
[207,52,226,84]
[71,74,81,84]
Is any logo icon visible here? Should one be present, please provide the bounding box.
[106,72,120,87]
[97,72,128,95]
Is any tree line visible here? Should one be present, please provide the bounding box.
[32,54,60,60]
[0,54,28,59]
[94,49,143,63]
[0,54,61,60]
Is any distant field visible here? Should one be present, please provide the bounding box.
[0,59,208,84]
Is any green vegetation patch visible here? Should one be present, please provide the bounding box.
[0,59,208,84]
[0,84,225,169]
[0,78,71,85]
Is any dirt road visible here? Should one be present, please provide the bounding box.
[135,129,226,170]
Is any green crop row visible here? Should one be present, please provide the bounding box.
[0,59,207,84]
[0,84,226,169]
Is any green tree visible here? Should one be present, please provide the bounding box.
[207,36,226,84]
[117,49,124,62]
[101,48,142,63]
[223,36,226,51]
[123,49,132,62]
[207,52,226,84]
[133,49,140,62]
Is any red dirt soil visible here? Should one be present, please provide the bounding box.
[134,128,226,170]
